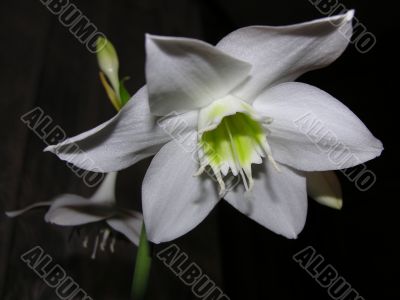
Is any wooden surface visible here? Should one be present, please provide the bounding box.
[0,0,396,299]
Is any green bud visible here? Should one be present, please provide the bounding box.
[96,37,120,98]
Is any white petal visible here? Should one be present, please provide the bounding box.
[217,11,354,101]
[225,163,307,239]
[45,86,198,172]
[145,34,252,116]
[90,172,117,205]
[253,82,383,171]
[106,210,143,245]
[44,195,115,226]
[6,172,118,219]
[142,133,219,243]
[5,201,54,218]
[307,171,342,209]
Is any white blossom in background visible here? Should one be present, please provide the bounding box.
[7,172,142,257]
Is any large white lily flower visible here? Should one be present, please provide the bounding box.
[45,11,382,243]
[6,173,143,247]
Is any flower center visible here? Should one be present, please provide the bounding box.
[195,96,277,195]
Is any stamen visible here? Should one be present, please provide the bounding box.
[82,235,89,248]
[237,112,280,173]
[91,234,100,260]
[110,236,116,253]
[193,164,206,176]
[239,169,250,191]
[223,118,252,191]
[215,170,226,196]
[243,166,254,190]
[223,119,242,172]
[262,138,280,172]
[100,229,111,251]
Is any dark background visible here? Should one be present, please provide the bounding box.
[0,0,397,299]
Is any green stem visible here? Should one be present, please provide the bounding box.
[131,222,152,300]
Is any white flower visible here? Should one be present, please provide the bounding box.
[6,173,143,247]
[44,11,382,243]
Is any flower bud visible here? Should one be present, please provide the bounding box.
[96,37,120,96]
[307,171,343,210]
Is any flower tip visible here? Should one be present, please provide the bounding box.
[5,211,17,218]
[96,36,108,53]
[331,198,343,210]
[374,139,384,155]
[365,138,384,160]
[145,33,159,44]
[44,212,57,224]
[145,33,165,42]
[336,199,343,210]
[318,196,343,210]
[285,230,298,240]
[346,9,355,21]
[96,37,118,65]
[43,145,53,153]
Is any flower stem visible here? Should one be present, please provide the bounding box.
[131,222,151,300]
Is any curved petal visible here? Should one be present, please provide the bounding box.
[106,209,143,245]
[217,11,354,101]
[45,86,198,172]
[306,171,342,209]
[44,195,115,226]
[5,201,54,218]
[142,133,220,243]
[225,162,307,239]
[90,172,117,205]
[253,82,383,171]
[146,34,252,116]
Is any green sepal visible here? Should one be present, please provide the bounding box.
[119,77,131,107]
